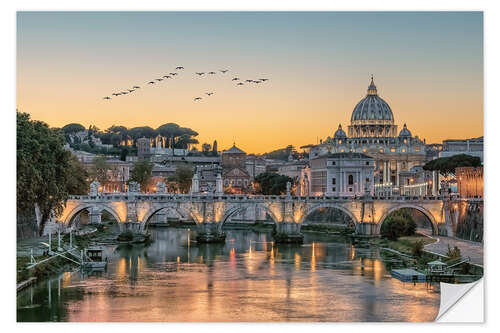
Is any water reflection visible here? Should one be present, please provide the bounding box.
[17,227,439,322]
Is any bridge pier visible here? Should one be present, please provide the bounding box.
[88,208,102,224]
[196,222,226,243]
[273,222,304,243]
[119,222,146,233]
[355,222,379,236]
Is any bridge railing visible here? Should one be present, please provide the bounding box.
[67,193,446,202]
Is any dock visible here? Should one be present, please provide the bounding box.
[391,269,427,282]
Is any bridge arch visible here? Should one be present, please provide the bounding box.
[376,204,438,235]
[220,203,279,224]
[300,203,359,225]
[63,203,122,225]
[141,205,191,225]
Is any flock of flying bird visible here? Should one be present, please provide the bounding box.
[102,66,269,102]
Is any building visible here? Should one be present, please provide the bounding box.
[300,152,374,197]
[308,77,427,194]
[221,144,251,193]
[245,155,267,179]
[456,166,483,198]
[440,137,483,162]
[277,160,308,182]
[196,164,222,193]
[397,165,434,196]
[136,137,151,159]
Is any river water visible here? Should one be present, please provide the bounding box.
[17,227,440,322]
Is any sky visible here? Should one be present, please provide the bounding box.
[16,12,483,154]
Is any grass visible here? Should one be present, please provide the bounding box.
[377,234,436,256]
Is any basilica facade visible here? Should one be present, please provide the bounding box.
[302,77,438,196]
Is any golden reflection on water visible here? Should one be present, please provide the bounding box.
[18,229,440,322]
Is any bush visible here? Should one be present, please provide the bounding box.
[380,209,417,241]
[117,231,134,242]
[446,244,462,259]
[412,239,425,257]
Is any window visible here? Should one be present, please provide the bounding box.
[332,178,336,185]
[366,178,370,183]
[348,174,354,185]
[332,187,336,192]
[363,147,367,153]
[332,161,336,165]
[402,148,406,153]
[366,161,369,166]
[349,187,353,192]
[391,147,396,152]
[340,149,345,153]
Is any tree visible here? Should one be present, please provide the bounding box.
[212,140,218,156]
[253,172,293,195]
[201,143,211,155]
[65,155,89,195]
[17,112,77,235]
[128,126,157,146]
[168,165,193,193]
[62,123,86,134]
[106,125,129,146]
[423,154,481,177]
[89,156,109,185]
[129,160,154,191]
[380,216,408,241]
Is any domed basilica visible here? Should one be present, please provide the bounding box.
[307,77,428,194]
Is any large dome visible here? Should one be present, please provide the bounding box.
[350,77,394,122]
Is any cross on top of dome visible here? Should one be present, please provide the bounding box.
[367,75,377,96]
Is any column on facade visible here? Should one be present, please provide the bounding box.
[396,161,400,187]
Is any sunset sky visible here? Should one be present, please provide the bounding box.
[17,12,483,154]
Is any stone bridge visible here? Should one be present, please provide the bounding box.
[58,192,459,243]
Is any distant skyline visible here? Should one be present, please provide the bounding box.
[17,11,483,153]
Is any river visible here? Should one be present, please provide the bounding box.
[17,227,440,322]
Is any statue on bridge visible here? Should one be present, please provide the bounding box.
[156,181,166,193]
[89,181,100,196]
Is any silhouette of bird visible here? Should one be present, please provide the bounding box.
[245,79,253,83]
[196,72,205,76]
[260,79,269,82]
[206,92,214,96]
[128,89,135,92]
[220,69,229,73]
[208,71,216,75]
[254,80,262,84]
[156,78,163,81]
[121,91,129,95]
[170,72,178,76]
[163,75,171,79]
[103,96,111,100]
[232,77,240,81]
[112,93,119,96]
[148,81,155,84]
[175,66,184,70]
[133,86,140,89]
[194,97,202,101]
[237,82,244,85]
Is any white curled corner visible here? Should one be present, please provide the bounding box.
[436,278,484,322]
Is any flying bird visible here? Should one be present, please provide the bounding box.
[175,66,184,70]
[156,78,163,81]
[208,71,216,75]
[148,81,155,84]
[237,82,244,86]
[245,79,254,83]
[232,77,240,81]
[133,86,140,89]
[112,93,119,96]
[194,97,202,101]
[163,75,171,79]
[260,79,269,82]
[169,72,178,76]
[121,91,129,94]
[220,69,229,73]
[206,92,214,96]
[128,89,135,92]
[196,72,205,76]
[103,96,111,100]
